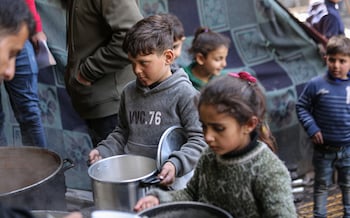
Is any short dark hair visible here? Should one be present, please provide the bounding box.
[122,15,174,58]
[158,13,185,42]
[326,35,350,56]
[0,0,35,38]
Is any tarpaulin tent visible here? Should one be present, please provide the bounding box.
[1,0,326,190]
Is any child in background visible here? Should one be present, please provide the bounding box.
[88,15,207,187]
[307,0,344,39]
[134,72,296,217]
[296,35,350,217]
[184,27,230,90]
[159,13,186,71]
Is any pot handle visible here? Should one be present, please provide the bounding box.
[139,174,161,187]
[62,158,75,172]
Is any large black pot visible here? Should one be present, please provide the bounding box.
[137,201,233,218]
[0,147,74,210]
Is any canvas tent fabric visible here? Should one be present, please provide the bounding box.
[0,0,325,190]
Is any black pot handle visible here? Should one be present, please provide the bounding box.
[139,174,161,187]
[62,158,74,172]
[8,207,36,218]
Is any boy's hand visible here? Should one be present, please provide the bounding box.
[312,131,323,145]
[89,149,102,164]
[134,195,159,212]
[159,162,176,186]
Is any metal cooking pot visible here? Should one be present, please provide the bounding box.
[91,210,141,218]
[0,147,74,210]
[88,155,159,212]
[137,201,233,218]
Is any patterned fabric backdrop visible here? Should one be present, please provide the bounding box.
[0,0,325,190]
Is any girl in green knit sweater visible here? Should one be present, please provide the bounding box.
[134,72,297,217]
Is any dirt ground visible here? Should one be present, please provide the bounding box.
[296,186,344,218]
[293,171,345,218]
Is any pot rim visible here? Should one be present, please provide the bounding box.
[88,154,157,183]
[0,147,63,197]
[137,201,233,218]
[156,126,187,170]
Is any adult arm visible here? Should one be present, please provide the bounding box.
[25,0,42,33]
[79,0,142,82]
[24,0,47,48]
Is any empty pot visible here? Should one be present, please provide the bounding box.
[88,155,158,212]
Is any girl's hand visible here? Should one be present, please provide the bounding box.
[159,162,176,186]
[134,195,159,212]
[89,149,102,164]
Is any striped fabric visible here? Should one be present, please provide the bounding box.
[296,74,350,146]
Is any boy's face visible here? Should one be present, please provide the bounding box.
[0,24,28,82]
[128,49,174,86]
[328,0,342,3]
[172,37,185,60]
[325,53,350,80]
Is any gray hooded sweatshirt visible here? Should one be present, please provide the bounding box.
[96,69,207,176]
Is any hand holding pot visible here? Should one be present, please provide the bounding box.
[159,161,176,186]
[64,212,83,218]
[89,149,102,164]
[134,195,160,212]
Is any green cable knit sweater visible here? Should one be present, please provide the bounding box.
[149,141,297,217]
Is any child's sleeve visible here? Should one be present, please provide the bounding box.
[255,154,298,217]
[167,91,207,177]
[95,92,128,157]
[295,80,320,137]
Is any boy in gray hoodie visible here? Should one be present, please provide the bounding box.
[89,15,207,187]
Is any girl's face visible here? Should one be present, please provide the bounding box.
[128,49,174,86]
[197,45,228,76]
[199,104,255,155]
[326,53,350,80]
